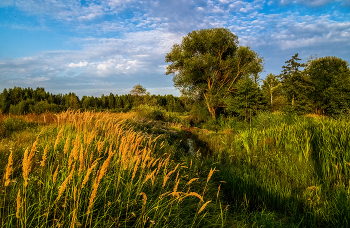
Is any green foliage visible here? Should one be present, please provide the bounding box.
[306,56,350,116]
[280,54,314,114]
[134,105,167,121]
[225,76,267,121]
[133,104,184,124]
[130,84,147,96]
[261,74,284,112]
[0,117,37,138]
[166,28,263,119]
[9,99,34,114]
[189,101,211,124]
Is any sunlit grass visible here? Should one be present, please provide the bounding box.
[192,113,350,227]
[0,110,227,227]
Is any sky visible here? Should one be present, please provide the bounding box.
[0,0,349,98]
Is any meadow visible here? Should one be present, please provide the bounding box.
[1,109,350,227]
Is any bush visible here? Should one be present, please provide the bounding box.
[0,117,30,138]
[134,105,166,121]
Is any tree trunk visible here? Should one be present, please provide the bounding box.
[203,92,216,119]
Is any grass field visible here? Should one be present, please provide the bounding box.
[1,110,350,227]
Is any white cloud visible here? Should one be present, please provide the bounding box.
[68,62,88,68]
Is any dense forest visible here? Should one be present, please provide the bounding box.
[1,54,349,121]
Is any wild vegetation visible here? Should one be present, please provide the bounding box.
[0,111,228,227]
[1,28,350,227]
[2,110,350,227]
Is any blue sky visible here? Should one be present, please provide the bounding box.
[0,0,349,97]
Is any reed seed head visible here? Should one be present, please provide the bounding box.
[4,151,13,187]
[63,135,70,155]
[54,128,64,151]
[56,164,75,201]
[40,145,48,167]
[198,201,211,214]
[186,192,203,202]
[139,192,147,205]
[207,167,216,183]
[22,147,30,187]
[16,189,21,219]
[53,165,59,184]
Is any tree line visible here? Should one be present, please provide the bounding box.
[0,86,187,115]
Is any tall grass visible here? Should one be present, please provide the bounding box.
[0,110,228,227]
[192,113,350,227]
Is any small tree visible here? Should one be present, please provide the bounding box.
[225,76,266,121]
[261,74,283,112]
[280,54,313,114]
[130,84,147,96]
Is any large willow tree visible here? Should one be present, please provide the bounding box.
[165,28,263,119]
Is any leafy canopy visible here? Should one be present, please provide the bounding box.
[306,56,350,115]
[165,28,263,119]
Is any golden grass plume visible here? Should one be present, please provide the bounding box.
[4,151,13,186]
[198,201,211,214]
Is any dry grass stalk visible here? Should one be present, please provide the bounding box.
[171,192,181,198]
[131,158,141,181]
[87,152,114,213]
[144,169,157,185]
[158,192,170,199]
[53,165,59,184]
[173,171,180,193]
[186,192,204,202]
[139,192,147,205]
[4,151,13,186]
[96,151,114,184]
[217,185,221,198]
[155,159,164,176]
[54,128,64,151]
[16,189,21,219]
[186,178,199,186]
[22,147,31,187]
[68,137,80,170]
[56,164,75,201]
[162,164,179,188]
[198,201,211,214]
[141,148,151,170]
[88,151,94,168]
[147,157,155,169]
[78,147,85,175]
[207,167,217,183]
[40,145,48,167]
[81,160,100,190]
[63,135,70,155]
[96,139,104,156]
